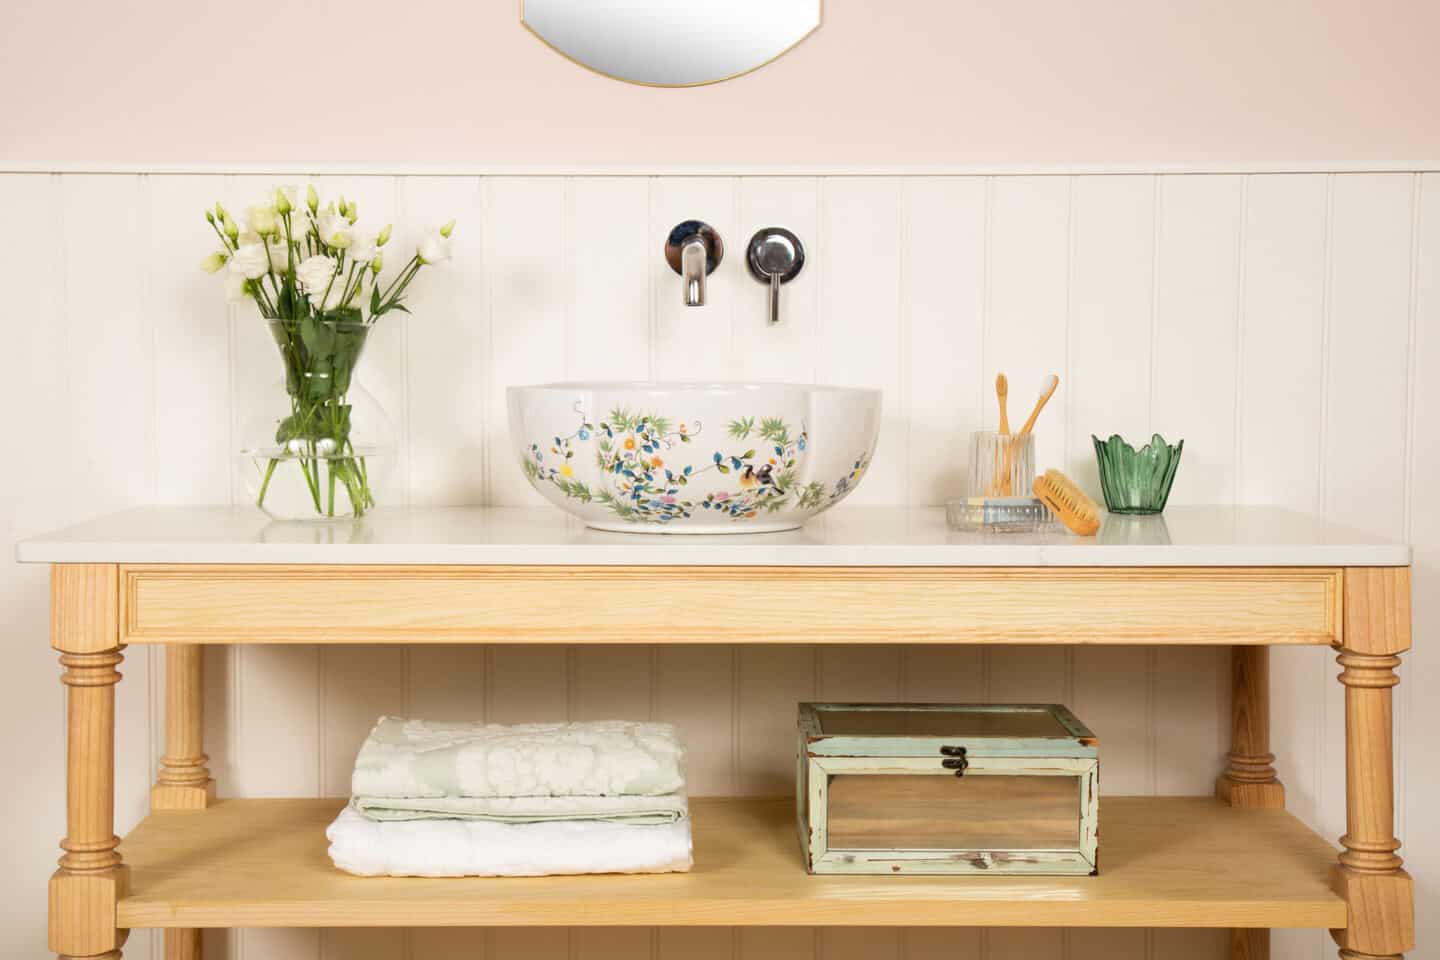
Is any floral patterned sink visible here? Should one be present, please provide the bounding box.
[508,382,882,533]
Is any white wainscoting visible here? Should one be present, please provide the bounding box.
[1,170,1436,960]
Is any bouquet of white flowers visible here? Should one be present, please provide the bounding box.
[204,185,455,519]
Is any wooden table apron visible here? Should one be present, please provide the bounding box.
[45,562,1415,960]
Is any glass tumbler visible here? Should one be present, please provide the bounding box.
[967,431,1036,499]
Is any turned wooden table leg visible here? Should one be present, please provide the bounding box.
[49,564,129,960]
[152,644,214,810]
[152,643,213,960]
[1218,645,1286,808]
[1331,568,1414,960]
[1218,645,1287,960]
[163,930,201,960]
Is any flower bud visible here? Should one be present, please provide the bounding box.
[215,202,227,220]
[376,224,391,247]
[440,218,456,238]
[205,209,216,225]
[306,184,319,213]
[371,253,383,274]
[346,200,358,224]
[200,251,228,273]
[338,195,348,217]
[274,187,292,214]
[223,215,240,240]
[248,205,278,236]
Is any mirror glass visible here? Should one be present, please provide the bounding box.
[522,0,821,87]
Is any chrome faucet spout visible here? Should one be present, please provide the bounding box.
[681,238,707,306]
[664,220,723,308]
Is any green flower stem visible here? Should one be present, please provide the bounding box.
[318,263,342,312]
[263,244,282,306]
[376,256,422,313]
[208,219,237,252]
[307,458,323,513]
[256,457,280,508]
[253,278,282,318]
[377,255,419,302]
[340,261,359,306]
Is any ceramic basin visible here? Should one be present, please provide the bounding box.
[508,382,882,533]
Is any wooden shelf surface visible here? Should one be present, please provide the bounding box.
[116,796,1346,929]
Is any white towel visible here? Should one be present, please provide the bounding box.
[354,791,689,824]
[352,717,687,801]
[326,804,694,877]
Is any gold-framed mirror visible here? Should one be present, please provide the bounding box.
[521,0,821,88]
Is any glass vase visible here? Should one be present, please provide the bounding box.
[1092,433,1184,515]
[237,319,395,521]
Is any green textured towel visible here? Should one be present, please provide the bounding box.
[350,717,689,823]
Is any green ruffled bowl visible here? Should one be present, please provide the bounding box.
[1092,433,1184,515]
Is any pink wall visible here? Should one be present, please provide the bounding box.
[3,0,1437,167]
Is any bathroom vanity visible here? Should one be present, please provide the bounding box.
[20,505,1413,960]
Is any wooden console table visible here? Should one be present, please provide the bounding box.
[18,505,1414,960]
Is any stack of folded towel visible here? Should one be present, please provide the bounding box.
[326,716,693,877]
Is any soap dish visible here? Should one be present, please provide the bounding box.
[946,497,1052,533]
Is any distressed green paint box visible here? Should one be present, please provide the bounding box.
[797,703,1099,876]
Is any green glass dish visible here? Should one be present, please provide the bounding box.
[1092,433,1184,515]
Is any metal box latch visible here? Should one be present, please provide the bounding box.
[939,744,969,777]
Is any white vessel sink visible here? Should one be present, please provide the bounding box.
[508,382,881,533]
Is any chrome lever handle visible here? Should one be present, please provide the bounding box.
[746,227,804,327]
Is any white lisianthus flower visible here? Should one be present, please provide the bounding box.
[417,232,452,265]
[247,204,278,236]
[308,280,349,313]
[228,241,271,280]
[286,209,312,242]
[295,254,339,295]
[317,209,353,249]
[200,251,228,274]
[348,231,379,266]
[267,239,290,273]
[274,185,300,215]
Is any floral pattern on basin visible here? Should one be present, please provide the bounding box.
[521,405,869,526]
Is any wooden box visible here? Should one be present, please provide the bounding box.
[797,703,1099,875]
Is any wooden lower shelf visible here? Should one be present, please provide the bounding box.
[116,796,1345,929]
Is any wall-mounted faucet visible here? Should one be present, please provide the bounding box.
[664,220,723,306]
[745,227,805,326]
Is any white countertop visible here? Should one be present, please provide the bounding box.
[13,506,1409,567]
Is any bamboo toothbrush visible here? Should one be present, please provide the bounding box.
[1017,374,1060,436]
[996,373,1010,435]
[992,373,1013,494]
[997,373,1058,495]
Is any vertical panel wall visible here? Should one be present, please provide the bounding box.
[0,169,1432,960]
